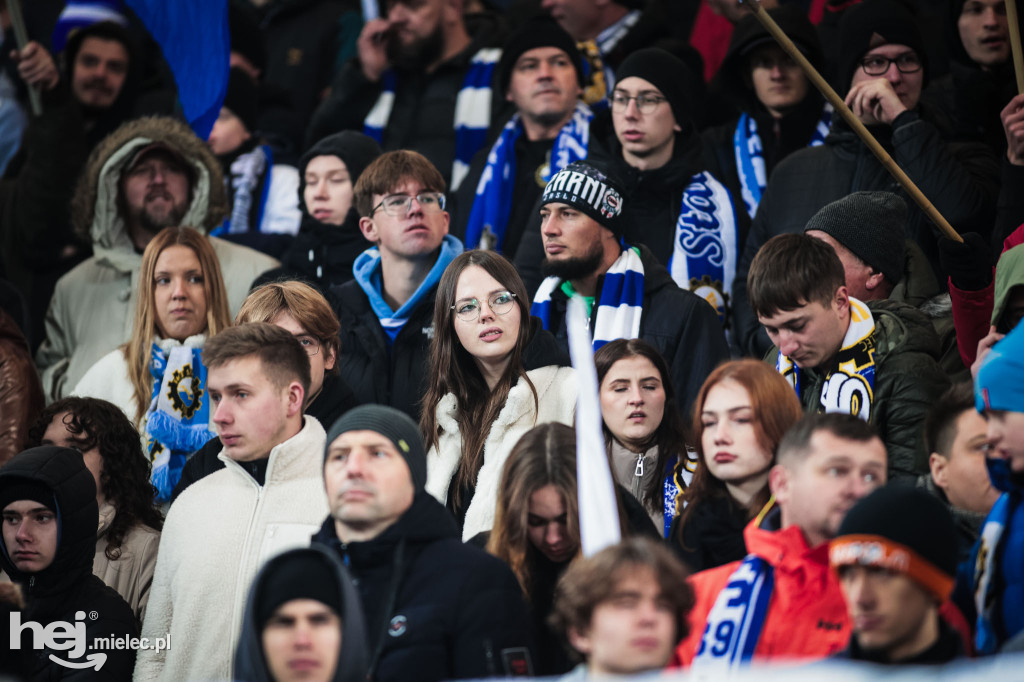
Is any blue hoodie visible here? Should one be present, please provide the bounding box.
[352,235,464,344]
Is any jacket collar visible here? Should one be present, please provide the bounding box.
[218,415,327,485]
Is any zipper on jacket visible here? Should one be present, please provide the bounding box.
[634,452,644,478]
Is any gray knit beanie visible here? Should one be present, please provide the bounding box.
[804,191,907,285]
[324,405,427,491]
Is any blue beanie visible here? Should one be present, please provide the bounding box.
[976,322,1024,413]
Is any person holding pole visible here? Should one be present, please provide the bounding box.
[731,0,1000,359]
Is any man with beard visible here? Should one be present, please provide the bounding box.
[35,117,279,401]
[530,159,727,415]
[307,0,501,191]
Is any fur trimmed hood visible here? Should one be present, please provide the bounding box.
[71,116,229,250]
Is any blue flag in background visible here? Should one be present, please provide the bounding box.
[123,0,230,140]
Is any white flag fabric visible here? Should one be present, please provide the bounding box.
[567,296,622,557]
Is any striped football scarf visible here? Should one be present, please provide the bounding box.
[363,47,501,191]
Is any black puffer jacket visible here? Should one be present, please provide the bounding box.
[0,446,138,681]
[312,492,537,681]
[765,299,951,481]
[530,244,728,416]
[331,271,569,420]
[233,545,369,682]
[732,111,1001,358]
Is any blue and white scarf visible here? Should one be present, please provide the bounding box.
[464,102,592,251]
[213,144,273,237]
[691,554,775,673]
[145,338,214,503]
[532,246,644,350]
[973,456,1021,654]
[352,234,464,343]
[733,103,832,219]
[776,297,876,420]
[363,47,501,191]
[668,172,739,323]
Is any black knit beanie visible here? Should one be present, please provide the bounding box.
[223,67,260,134]
[540,160,626,238]
[0,479,56,515]
[324,405,427,492]
[297,131,383,215]
[803,191,907,285]
[497,15,584,96]
[830,486,957,601]
[837,0,928,92]
[719,5,823,100]
[256,550,342,628]
[615,47,701,125]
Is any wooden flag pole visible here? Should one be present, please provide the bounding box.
[741,0,962,242]
[1007,0,1024,94]
[5,0,42,116]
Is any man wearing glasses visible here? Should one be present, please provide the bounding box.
[331,150,464,420]
[516,47,744,336]
[730,0,1000,359]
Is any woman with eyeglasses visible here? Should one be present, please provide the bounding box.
[72,227,231,502]
[170,280,360,504]
[422,250,576,540]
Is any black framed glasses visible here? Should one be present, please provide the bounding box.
[451,291,517,322]
[370,192,446,217]
[859,52,922,76]
[610,92,667,115]
[294,334,321,357]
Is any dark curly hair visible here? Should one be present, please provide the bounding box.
[28,397,163,560]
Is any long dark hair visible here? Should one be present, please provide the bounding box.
[674,359,802,548]
[29,398,164,560]
[486,423,580,598]
[420,251,537,508]
[594,339,691,515]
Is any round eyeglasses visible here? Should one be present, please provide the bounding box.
[610,92,667,115]
[451,291,517,322]
[859,52,922,77]
[370,192,446,218]
[294,334,321,357]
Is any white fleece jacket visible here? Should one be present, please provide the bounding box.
[133,417,328,682]
[425,365,576,541]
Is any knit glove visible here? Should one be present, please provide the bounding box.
[938,232,993,291]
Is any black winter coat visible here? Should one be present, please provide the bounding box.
[258,210,371,291]
[312,492,537,681]
[0,446,138,681]
[530,244,728,416]
[732,111,1001,358]
[306,19,502,187]
[329,278,438,420]
[669,493,749,574]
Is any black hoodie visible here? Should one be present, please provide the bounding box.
[312,491,537,681]
[0,446,138,681]
[233,545,369,682]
